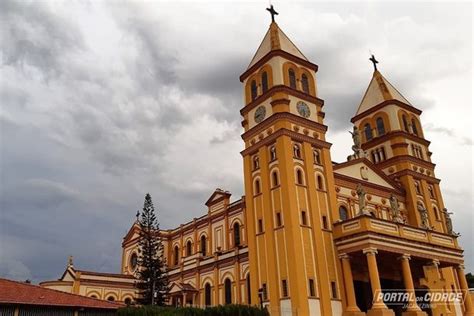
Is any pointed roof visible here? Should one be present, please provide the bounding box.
[355,70,411,116]
[247,22,308,69]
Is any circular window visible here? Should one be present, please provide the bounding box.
[130,253,138,271]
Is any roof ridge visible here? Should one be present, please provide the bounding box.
[0,278,124,308]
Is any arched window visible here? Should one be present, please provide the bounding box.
[301,211,307,225]
[376,117,386,136]
[261,72,268,94]
[90,294,98,299]
[269,146,277,161]
[251,80,258,100]
[296,169,304,185]
[411,119,419,136]
[129,253,138,271]
[200,235,207,256]
[124,298,132,305]
[253,155,259,170]
[414,181,421,195]
[186,240,192,256]
[339,206,348,221]
[254,179,261,195]
[301,73,309,94]
[313,149,321,164]
[289,69,296,89]
[371,150,377,163]
[428,185,435,199]
[272,171,279,187]
[433,206,440,220]
[107,296,115,301]
[233,222,241,247]
[205,283,212,306]
[224,279,232,305]
[364,123,373,141]
[293,144,302,158]
[317,175,323,190]
[402,115,409,132]
[380,147,386,161]
[174,246,179,265]
[246,274,251,304]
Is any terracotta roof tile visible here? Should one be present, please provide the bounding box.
[0,278,123,309]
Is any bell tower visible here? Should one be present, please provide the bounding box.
[351,57,450,234]
[240,7,341,315]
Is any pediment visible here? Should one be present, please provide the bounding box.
[205,189,231,207]
[333,158,402,192]
[122,222,140,244]
[59,267,76,281]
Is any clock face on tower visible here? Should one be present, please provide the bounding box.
[297,101,311,118]
[254,106,266,123]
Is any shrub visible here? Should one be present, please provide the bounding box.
[118,305,269,316]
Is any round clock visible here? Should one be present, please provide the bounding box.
[297,101,311,118]
[254,106,266,123]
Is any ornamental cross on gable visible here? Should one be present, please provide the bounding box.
[266,5,279,23]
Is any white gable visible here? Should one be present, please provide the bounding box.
[356,71,411,115]
[334,161,396,190]
[61,268,76,281]
[248,23,308,69]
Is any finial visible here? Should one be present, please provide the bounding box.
[136,210,140,221]
[369,54,379,71]
[266,4,279,23]
[67,255,74,267]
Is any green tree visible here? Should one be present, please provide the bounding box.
[135,193,169,305]
[466,272,474,288]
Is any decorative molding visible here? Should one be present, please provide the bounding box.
[240,84,324,116]
[240,49,318,82]
[362,247,378,255]
[351,99,422,123]
[241,128,331,157]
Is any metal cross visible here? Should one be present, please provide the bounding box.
[266,5,279,23]
[369,54,379,71]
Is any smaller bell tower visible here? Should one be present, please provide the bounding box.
[351,56,449,234]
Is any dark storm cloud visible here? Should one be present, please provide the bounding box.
[0,1,472,283]
[0,0,83,78]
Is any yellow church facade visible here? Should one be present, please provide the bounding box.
[42,12,473,316]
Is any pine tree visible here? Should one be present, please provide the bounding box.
[135,193,169,305]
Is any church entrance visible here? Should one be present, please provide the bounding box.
[354,280,372,312]
[380,278,405,316]
[354,279,408,315]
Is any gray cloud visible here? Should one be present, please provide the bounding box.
[0,1,472,283]
[425,123,473,146]
[0,0,83,79]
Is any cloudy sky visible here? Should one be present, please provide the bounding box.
[0,0,472,283]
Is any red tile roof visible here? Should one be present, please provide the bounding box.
[0,278,123,309]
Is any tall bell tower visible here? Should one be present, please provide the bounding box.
[240,7,341,315]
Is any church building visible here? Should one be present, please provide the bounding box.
[41,7,473,316]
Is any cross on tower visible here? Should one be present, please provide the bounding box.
[266,5,279,23]
[369,54,379,71]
